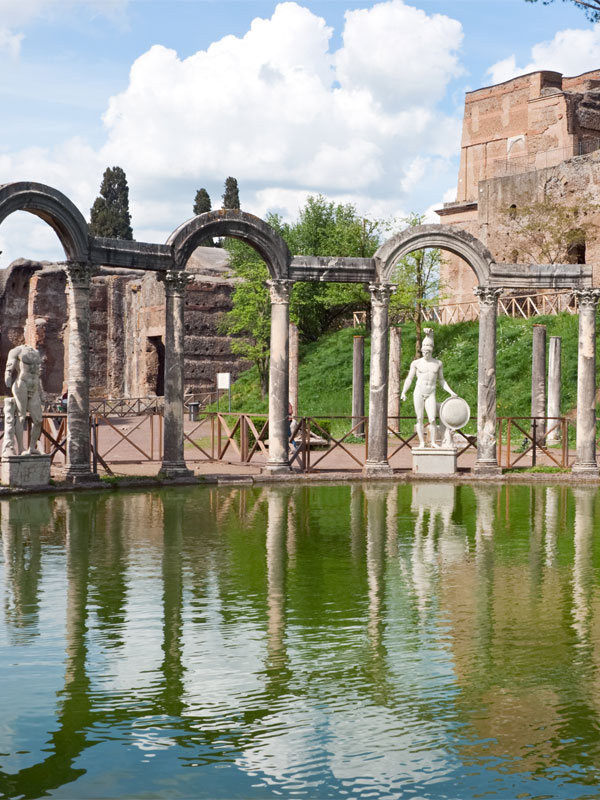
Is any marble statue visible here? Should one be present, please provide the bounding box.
[4,345,44,455]
[401,329,456,448]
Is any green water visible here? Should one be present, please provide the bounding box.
[1,483,600,799]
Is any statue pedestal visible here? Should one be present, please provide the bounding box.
[1,454,52,488]
[412,447,457,475]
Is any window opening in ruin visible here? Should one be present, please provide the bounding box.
[510,249,519,262]
[145,336,165,396]
[567,230,586,264]
[508,204,517,219]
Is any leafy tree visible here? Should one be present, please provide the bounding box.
[220,195,388,394]
[525,0,600,21]
[89,166,133,240]
[502,196,598,264]
[193,188,211,215]
[222,177,240,210]
[389,213,443,356]
[193,187,214,246]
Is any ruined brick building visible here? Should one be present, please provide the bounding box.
[0,247,243,399]
[437,68,600,310]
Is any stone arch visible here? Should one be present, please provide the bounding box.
[167,209,291,278]
[0,182,89,263]
[374,223,494,286]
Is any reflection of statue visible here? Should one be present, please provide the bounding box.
[401,329,456,448]
[4,345,44,455]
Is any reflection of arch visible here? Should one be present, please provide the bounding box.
[374,223,494,286]
[166,209,291,278]
[0,182,89,262]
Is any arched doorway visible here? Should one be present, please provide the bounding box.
[367,223,498,475]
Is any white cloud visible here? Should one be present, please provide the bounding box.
[0,26,23,58]
[0,0,464,264]
[488,24,600,85]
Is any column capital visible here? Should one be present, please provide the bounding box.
[474,285,502,306]
[574,288,600,309]
[368,282,395,307]
[159,270,194,296]
[267,279,292,304]
[64,262,95,290]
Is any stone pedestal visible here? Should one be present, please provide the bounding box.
[2,454,51,487]
[412,447,457,475]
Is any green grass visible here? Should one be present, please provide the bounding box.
[215,314,581,436]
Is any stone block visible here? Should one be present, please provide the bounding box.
[412,447,457,475]
[1,454,52,487]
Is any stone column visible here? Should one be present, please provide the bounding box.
[531,324,547,441]
[160,270,193,479]
[288,322,299,417]
[573,289,600,475]
[267,279,292,474]
[547,336,562,444]
[474,286,502,475]
[63,262,98,483]
[365,283,394,476]
[387,326,402,426]
[352,335,365,436]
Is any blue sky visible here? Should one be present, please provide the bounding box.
[0,0,595,264]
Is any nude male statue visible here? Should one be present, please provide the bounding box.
[401,329,456,448]
[4,345,44,455]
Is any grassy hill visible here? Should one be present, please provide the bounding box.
[226,313,580,429]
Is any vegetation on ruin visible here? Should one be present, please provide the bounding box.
[502,196,599,263]
[89,166,133,240]
[525,0,600,22]
[224,313,580,436]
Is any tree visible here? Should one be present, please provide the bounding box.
[220,195,389,395]
[193,188,211,215]
[389,213,443,356]
[89,166,133,240]
[222,177,240,210]
[193,188,214,246]
[502,196,598,264]
[525,0,600,21]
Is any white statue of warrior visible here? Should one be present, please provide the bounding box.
[3,345,44,455]
[401,329,456,448]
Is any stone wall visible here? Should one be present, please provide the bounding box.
[438,68,600,312]
[0,247,248,401]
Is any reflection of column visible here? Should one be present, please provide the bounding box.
[365,487,386,656]
[287,494,297,567]
[266,490,287,671]
[474,286,502,475]
[544,486,559,567]
[266,280,292,474]
[572,488,595,646]
[160,270,193,478]
[365,283,394,475]
[386,486,398,558]
[387,326,402,424]
[573,290,600,475]
[350,484,364,560]
[547,337,562,444]
[63,262,98,483]
[159,492,185,715]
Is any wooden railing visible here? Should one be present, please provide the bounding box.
[497,416,571,469]
[424,291,577,325]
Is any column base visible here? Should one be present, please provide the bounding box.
[160,461,194,479]
[265,460,291,475]
[363,460,393,477]
[473,460,502,477]
[59,465,101,485]
[572,461,599,476]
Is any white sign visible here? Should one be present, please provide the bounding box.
[217,372,231,390]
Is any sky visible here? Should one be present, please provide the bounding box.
[0,0,597,266]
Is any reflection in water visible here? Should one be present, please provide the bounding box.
[1,483,600,798]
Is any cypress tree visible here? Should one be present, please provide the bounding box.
[193,188,211,216]
[222,177,240,210]
[89,166,133,240]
